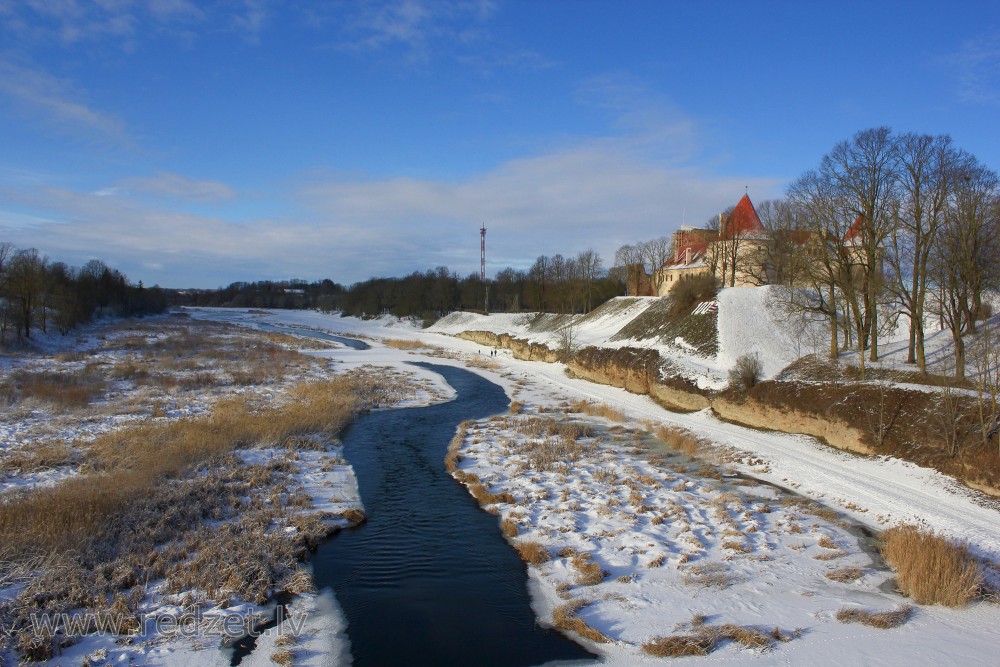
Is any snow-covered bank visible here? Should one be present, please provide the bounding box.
[452,410,996,665]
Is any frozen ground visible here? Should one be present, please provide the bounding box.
[182,301,1000,665]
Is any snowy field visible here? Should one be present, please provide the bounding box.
[179,301,1000,666]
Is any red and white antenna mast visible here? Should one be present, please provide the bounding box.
[480,225,487,281]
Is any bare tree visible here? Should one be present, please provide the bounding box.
[822,127,899,362]
[969,321,1000,451]
[527,255,548,311]
[614,243,645,296]
[5,248,49,339]
[788,169,855,360]
[0,242,13,344]
[750,198,809,289]
[576,249,604,312]
[640,236,672,295]
[931,160,1000,378]
[886,134,964,375]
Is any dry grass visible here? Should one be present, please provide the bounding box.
[515,416,561,437]
[551,600,609,643]
[836,605,912,629]
[445,422,469,472]
[683,562,733,589]
[466,481,516,506]
[643,623,783,657]
[501,517,519,537]
[270,649,295,665]
[817,535,837,549]
[880,525,982,606]
[569,400,627,423]
[382,338,428,350]
[0,369,106,410]
[0,441,75,474]
[642,634,715,657]
[571,553,605,586]
[0,376,369,559]
[465,356,500,370]
[654,425,703,456]
[509,401,524,414]
[514,420,596,472]
[826,567,865,583]
[515,540,550,565]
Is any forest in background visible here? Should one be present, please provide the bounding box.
[0,243,166,346]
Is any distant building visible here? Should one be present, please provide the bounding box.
[655,226,713,295]
[655,193,769,294]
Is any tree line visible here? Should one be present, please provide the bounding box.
[0,242,167,345]
[336,250,618,320]
[181,249,622,323]
[176,279,345,311]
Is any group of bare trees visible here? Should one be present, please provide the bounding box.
[613,237,672,294]
[0,242,165,345]
[525,249,610,313]
[763,128,1000,380]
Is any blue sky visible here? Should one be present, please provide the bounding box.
[1,0,998,288]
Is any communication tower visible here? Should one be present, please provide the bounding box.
[480,225,487,281]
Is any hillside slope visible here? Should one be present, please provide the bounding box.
[430,288,818,389]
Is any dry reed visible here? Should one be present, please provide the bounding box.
[880,525,982,606]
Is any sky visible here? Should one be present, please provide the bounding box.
[1,0,999,289]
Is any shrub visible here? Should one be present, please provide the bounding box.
[729,353,763,391]
[668,273,718,315]
[880,525,982,606]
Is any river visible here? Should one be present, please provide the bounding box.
[311,362,595,666]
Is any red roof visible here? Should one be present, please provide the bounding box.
[669,228,711,265]
[844,215,865,241]
[722,194,764,239]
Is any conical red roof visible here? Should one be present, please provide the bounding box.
[723,194,764,238]
[844,215,865,241]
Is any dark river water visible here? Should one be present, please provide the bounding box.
[311,362,595,666]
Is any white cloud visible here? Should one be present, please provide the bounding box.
[337,0,499,63]
[231,0,268,44]
[0,86,782,287]
[949,32,1000,106]
[297,141,780,279]
[121,171,238,202]
[0,58,130,144]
